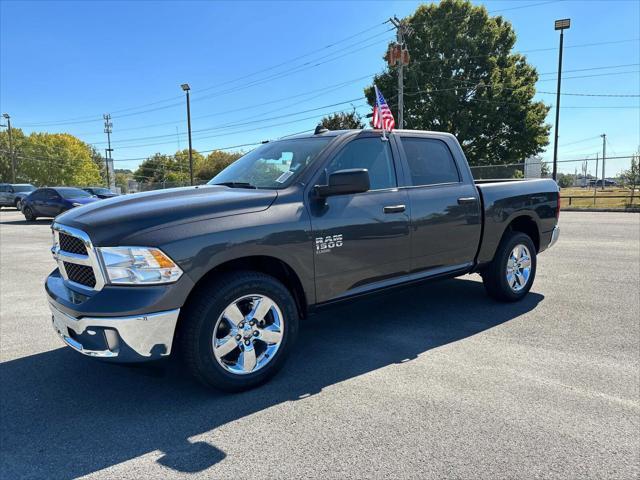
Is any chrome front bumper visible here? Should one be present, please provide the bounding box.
[548,225,560,249]
[49,301,180,361]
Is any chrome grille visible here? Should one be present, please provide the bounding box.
[63,262,96,288]
[59,232,87,255]
[52,223,105,291]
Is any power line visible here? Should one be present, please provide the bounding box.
[539,91,640,97]
[402,85,638,109]
[537,62,640,76]
[194,27,393,98]
[89,97,367,146]
[407,38,640,69]
[488,0,562,13]
[75,72,379,137]
[97,104,370,150]
[403,71,640,99]
[18,34,639,128]
[188,35,394,104]
[91,34,394,123]
[195,22,390,96]
[540,70,639,81]
[19,21,391,127]
[560,136,602,147]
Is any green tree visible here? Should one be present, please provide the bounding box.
[18,133,102,186]
[0,127,26,183]
[364,0,550,167]
[197,150,243,181]
[174,148,205,183]
[133,153,176,185]
[620,154,640,206]
[556,172,573,188]
[114,171,132,193]
[320,110,364,130]
[89,146,107,185]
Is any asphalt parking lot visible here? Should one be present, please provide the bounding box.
[0,209,638,479]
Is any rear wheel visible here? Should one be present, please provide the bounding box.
[14,199,21,210]
[179,271,298,392]
[482,231,536,302]
[23,206,36,221]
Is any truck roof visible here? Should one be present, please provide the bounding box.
[285,128,456,140]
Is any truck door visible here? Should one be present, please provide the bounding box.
[397,135,481,273]
[308,134,411,303]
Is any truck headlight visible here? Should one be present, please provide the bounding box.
[98,247,183,285]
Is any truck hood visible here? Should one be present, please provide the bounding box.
[56,185,278,245]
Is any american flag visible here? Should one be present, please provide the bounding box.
[372,85,395,131]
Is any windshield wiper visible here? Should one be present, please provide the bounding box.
[212,182,257,189]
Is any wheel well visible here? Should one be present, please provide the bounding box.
[507,215,540,252]
[187,256,308,319]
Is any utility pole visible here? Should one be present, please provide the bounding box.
[181,83,194,185]
[388,17,411,129]
[600,133,606,191]
[552,18,571,181]
[103,114,113,190]
[2,113,15,183]
[594,153,599,193]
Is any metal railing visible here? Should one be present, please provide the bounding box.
[562,194,638,208]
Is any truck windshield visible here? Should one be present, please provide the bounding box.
[209,137,332,189]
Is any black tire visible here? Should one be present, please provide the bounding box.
[178,270,299,392]
[14,199,21,210]
[482,231,537,302]
[23,206,36,221]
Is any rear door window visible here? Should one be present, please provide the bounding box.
[45,190,57,200]
[401,137,460,186]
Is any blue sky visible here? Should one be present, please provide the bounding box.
[1,0,638,177]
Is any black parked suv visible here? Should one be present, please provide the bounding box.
[46,129,559,391]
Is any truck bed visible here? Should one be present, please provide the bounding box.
[474,178,560,266]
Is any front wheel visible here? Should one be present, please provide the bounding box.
[15,199,22,210]
[179,271,299,392]
[482,231,537,302]
[23,206,36,221]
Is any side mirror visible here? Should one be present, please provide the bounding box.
[314,168,370,198]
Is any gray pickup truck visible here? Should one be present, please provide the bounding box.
[46,129,559,391]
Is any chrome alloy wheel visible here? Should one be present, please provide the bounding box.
[506,244,532,292]
[212,294,284,375]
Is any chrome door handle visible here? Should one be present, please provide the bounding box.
[383,205,406,214]
[457,197,477,205]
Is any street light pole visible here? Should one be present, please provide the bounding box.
[181,83,194,186]
[552,18,571,182]
[2,113,15,183]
